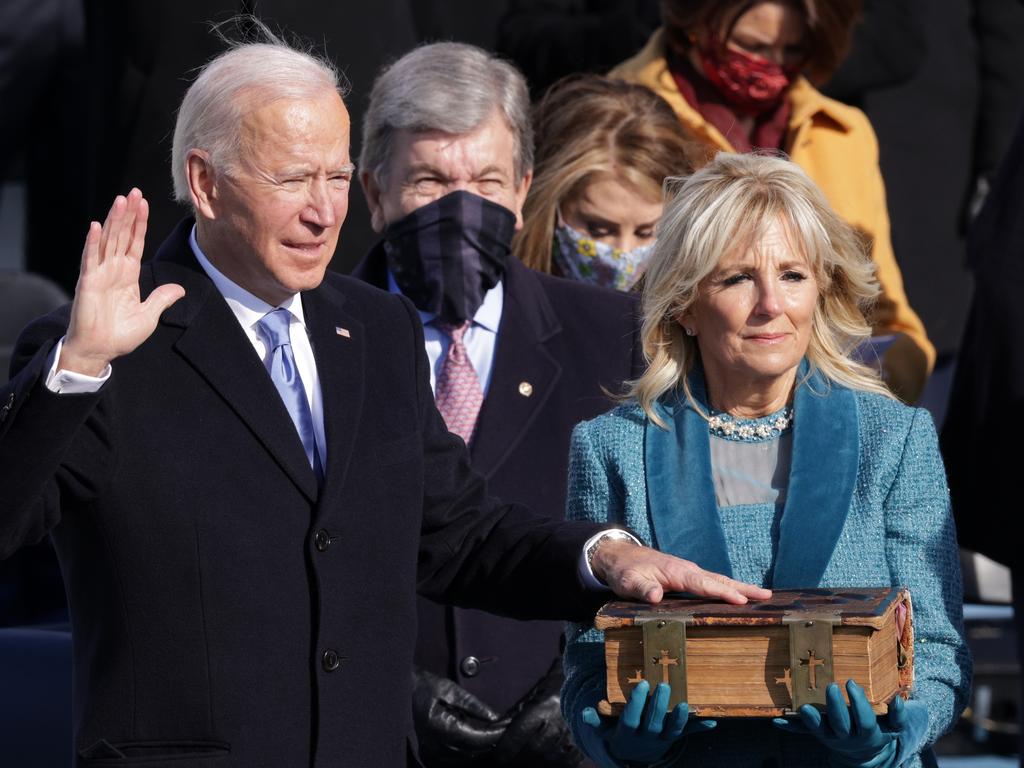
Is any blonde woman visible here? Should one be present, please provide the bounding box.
[514,75,694,291]
[561,153,970,767]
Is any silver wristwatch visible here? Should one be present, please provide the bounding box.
[585,529,639,574]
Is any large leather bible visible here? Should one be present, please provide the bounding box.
[596,587,913,717]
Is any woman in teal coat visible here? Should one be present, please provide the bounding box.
[562,153,970,767]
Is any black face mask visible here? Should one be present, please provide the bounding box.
[382,190,517,325]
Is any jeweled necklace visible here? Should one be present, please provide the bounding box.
[706,406,794,442]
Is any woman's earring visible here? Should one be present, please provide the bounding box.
[684,326,696,337]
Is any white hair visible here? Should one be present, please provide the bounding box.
[171,21,346,204]
[359,42,533,187]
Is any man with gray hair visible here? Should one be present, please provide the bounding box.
[352,42,643,767]
[0,29,769,768]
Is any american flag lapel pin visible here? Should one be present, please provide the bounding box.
[335,327,351,339]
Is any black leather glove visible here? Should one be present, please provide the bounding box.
[491,660,586,767]
[412,667,511,767]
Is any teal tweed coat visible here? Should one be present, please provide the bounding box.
[562,370,971,767]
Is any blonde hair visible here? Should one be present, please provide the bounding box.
[513,75,696,274]
[629,152,893,426]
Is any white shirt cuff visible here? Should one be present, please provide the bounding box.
[578,529,643,591]
[44,338,112,394]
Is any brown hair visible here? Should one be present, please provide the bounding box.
[513,75,696,274]
[660,0,862,84]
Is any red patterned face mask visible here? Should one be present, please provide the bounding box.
[698,39,798,115]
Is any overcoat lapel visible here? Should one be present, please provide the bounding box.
[644,374,733,577]
[643,362,859,587]
[302,282,366,509]
[151,220,319,502]
[471,260,561,478]
[770,368,859,588]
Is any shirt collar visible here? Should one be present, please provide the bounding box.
[385,268,503,333]
[189,224,307,331]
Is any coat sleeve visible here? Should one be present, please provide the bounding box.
[560,418,620,748]
[883,407,972,748]
[0,308,111,559]
[405,295,607,622]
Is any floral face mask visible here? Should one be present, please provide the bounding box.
[552,216,654,292]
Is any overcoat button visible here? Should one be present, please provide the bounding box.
[460,656,480,677]
[518,381,533,397]
[314,529,331,552]
[322,649,340,672]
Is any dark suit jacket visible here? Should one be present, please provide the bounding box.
[353,246,643,713]
[0,219,608,768]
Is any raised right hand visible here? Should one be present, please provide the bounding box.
[59,189,185,376]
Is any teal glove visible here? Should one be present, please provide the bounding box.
[578,681,715,768]
[772,680,929,767]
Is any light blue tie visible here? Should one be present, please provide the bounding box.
[257,308,322,479]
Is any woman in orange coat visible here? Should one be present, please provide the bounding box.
[611,0,933,402]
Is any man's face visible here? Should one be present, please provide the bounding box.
[362,108,531,232]
[193,90,352,306]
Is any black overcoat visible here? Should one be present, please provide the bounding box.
[0,219,607,768]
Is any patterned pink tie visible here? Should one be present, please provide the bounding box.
[435,320,484,446]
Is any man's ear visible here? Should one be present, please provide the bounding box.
[360,170,388,233]
[186,150,219,220]
[511,169,533,230]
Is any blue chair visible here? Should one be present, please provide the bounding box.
[0,626,72,767]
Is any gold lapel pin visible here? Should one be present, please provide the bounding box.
[518,381,533,397]
[335,327,351,338]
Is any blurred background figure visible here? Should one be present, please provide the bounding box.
[496,1,661,98]
[0,0,87,290]
[0,271,70,629]
[942,108,1024,763]
[609,0,933,403]
[822,0,1024,424]
[513,75,694,291]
